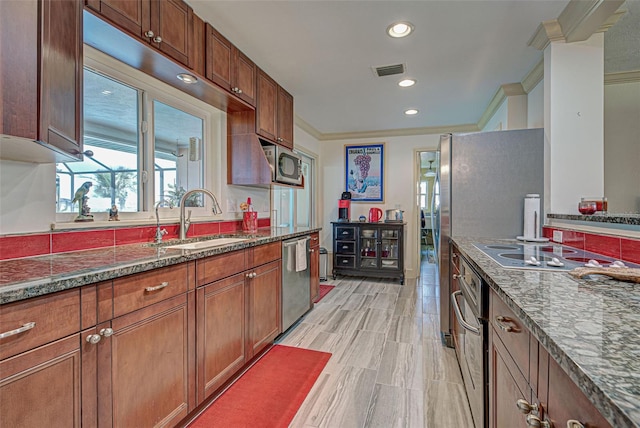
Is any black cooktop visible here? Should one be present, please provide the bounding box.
[473,243,635,271]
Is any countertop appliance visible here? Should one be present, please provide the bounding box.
[384,209,404,222]
[474,242,638,271]
[281,236,311,332]
[368,207,382,222]
[263,145,303,186]
[435,129,544,348]
[451,253,487,428]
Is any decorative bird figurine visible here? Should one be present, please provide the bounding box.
[72,181,92,205]
[72,181,93,220]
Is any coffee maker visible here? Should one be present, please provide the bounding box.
[338,192,351,222]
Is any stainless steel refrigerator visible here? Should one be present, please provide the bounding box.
[434,128,544,347]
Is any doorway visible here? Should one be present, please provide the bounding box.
[416,150,438,269]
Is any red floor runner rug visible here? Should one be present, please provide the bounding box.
[314,284,335,303]
[189,345,331,428]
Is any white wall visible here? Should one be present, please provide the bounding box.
[527,80,544,128]
[604,80,640,213]
[482,101,508,132]
[320,134,441,279]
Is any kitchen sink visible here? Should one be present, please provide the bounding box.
[164,237,249,251]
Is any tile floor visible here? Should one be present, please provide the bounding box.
[278,257,475,428]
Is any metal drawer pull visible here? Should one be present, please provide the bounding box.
[100,328,114,337]
[0,322,36,339]
[342,231,349,235]
[342,260,349,264]
[516,399,538,414]
[451,291,480,335]
[495,315,521,333]
[342,245,349,249]
[145,281,169,292]
[526,414,552,428]
[566,421,583,428]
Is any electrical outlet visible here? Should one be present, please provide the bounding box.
[553,230,563,243]
[227,199,237,213]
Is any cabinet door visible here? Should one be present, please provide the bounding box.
[205,24,232,91]
[98,294,192,428]
[85,0,150,40]
[0,334,82,428]
[151,0,193,67]
[277,86,294,149]
[196,274,246,404]
[247,260,281,358]
[310,234,320,304]
[234,49,257,106]
[256,69,278,143]
[489,329,532,428]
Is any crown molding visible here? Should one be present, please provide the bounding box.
[476,83,525,131]
[528,0,626,50]
[522,59,544,93]
[604,70,640,85]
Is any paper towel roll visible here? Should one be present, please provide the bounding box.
[523,194,540,239]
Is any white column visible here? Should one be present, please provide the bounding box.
[544,33,605,214]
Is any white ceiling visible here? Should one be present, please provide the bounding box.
[186,0,638,138]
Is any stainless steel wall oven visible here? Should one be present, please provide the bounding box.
[451,254,488,428]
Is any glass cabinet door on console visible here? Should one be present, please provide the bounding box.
[359,228,378,269]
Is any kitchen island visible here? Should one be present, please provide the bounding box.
[453,236,640,428]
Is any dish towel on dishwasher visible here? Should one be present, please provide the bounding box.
[296,239,307,272]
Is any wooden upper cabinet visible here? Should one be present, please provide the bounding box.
[257,69,294,149]
[277,86,294,149]
[86,0,194,68]
[1,0,83,160]
[205,24,256,107]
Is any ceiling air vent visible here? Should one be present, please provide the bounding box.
[372,63,405,77]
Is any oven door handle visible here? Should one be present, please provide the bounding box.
[451,290,481,336]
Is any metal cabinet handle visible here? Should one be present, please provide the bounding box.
[312,237,318,241]
[452,274,460,279]
[86,334,101,344]
[246,272,257,278]
[342,231,349,235]
[566,421,584,428]
[495,315,521,333]
[277,137,283,142]
[451,291,480,335]
[526,414,552,428]
[145,30,155,38]
[310,249,315,253]
[516,399,539,414]
[342,245,349,249]
[452,253,458,258]
[342,260,348,264]
[145,281,169,292]
[153,36,162,43]
[100,328,114,337]
[237,88,243,94]
[0,322,36,339]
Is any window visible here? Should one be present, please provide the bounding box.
[272,151,315,227]
[56,49,216,220]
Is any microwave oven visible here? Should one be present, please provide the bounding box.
[262,145,303,186]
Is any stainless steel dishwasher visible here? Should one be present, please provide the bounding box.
[281,236,312,332]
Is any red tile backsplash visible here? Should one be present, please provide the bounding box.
[191,222,220,236]
[0,234,50,260]
[543,226,640,264]
[52,229,115,253]
[115,226,157,245]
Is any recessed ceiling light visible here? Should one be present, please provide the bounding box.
[398,79,416,88]
[177,73,198,84]
[387,21,414,38]
[404,109,419,116]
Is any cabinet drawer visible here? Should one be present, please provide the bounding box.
[0,289,80,360]
[335,227,355,240]
[336,241,355,254]
[250,241,281,267]
[113,264,189,318]
[335,255,355,268]
[197,249,246,287]
[490,290,530,381]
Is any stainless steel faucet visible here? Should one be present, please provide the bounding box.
[179,188,223,240]
[154,199,174,243]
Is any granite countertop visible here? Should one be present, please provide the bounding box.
[547,213,640,226]
[0,227,320,305]
[452,236,640,428]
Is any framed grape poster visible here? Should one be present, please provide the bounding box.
[344,143,384,202]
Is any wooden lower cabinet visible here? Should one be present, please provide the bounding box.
[196,273,247,404]
[247,260,281,358]
[0,334,84,427]
[97,293,195,428]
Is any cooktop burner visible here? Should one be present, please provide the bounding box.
[473,243,636,271]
